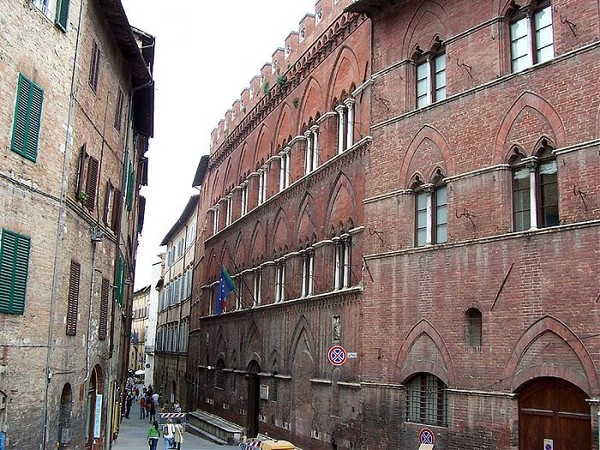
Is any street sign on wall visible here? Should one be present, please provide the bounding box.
[328,345,347,366]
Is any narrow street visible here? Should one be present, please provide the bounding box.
[112,401,239,450]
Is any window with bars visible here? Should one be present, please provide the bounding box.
[11,74,44,162]
[66,260,80,336]
[416,48,446,109]
[510,1,554,72]
[510,144,559,231]
[0,229,31,315]
[405,373,447,426]
[88,40,101,93]
[76,144,99,211]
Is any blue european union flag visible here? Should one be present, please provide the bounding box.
[216,267,236,316]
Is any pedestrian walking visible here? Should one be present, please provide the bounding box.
[125,393,133,419]
[149,397,157,423]
[147,420,160,450]
[162,418,175,450]
[173,400,181,413]
[174,418,184,450]
[140,396,146,419]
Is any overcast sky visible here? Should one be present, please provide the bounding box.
[121,0,319,289]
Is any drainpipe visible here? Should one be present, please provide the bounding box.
[42,0,86,447]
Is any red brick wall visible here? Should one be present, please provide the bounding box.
[361,0,600,448]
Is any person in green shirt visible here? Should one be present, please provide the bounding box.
[147,420,160,450]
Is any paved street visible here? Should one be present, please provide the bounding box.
[112,401,239,450]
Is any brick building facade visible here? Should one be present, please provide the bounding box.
[0,0,153,448]
[189,1,371,448]
[155,195,198,408]
[187,0,599,449]
[349,0,600,449]
[130,286,150,374]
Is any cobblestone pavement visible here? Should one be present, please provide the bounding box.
[112,401,239,450]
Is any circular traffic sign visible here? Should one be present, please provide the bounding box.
[328,345,347,366]
[418,428,435,444]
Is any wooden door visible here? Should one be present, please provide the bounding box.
[519,377,590,450]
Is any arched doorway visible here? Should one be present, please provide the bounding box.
[246,361,261,438]
[58,384,72,448]
[519,377,591,450]
[85,365,104,450]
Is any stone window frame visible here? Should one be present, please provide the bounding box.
[413,38,447,109]
[509,0,554,73]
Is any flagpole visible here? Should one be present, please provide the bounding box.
[224,247,257,309]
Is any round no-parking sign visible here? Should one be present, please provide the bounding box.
[419,428,435,444]
[328,345,347,366]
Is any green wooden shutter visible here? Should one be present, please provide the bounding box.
[126,162,135,211]
[115,255,125,306]
[0,229,31,315]
[11,74,43,162]
[55,0,69,31]
[66,260,80,335]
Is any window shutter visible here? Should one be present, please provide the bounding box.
[112,189,122,234]
[114,90,124,131]
[89,42,101,92]
[76,145,87,198]
[137,195,146,234]
[99,277,109,340]
[66,260,80,335]
[126,162,135,211]
[103,181,111,225]
[11,74,44,162]
[115,255,125,306]
[86,157,99,210]
[0,229,30,315]
[55,0,69,31]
